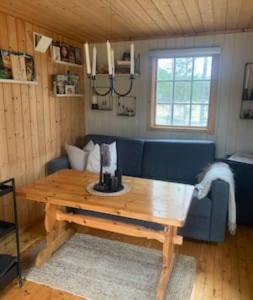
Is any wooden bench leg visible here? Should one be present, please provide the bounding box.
[35,203,75,267]
[156,226,176,300]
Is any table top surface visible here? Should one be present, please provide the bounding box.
[17,169,194,227]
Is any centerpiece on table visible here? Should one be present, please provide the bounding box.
[93,144,123,193]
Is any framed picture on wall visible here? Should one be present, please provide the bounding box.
[117,96,136,117]
[90,87,113,111]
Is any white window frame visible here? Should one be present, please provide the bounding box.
[149,47,220,133]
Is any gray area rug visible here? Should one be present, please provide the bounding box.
[26,234,196,300]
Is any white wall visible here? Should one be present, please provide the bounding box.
[85,32,253,158]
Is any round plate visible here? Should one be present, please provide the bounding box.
[86,182,130,197]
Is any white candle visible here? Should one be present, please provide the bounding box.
[245,67,251,89]
[106,40,112,75]
[92,46,96,77]
[130,43,135,75]
[85,42,91,75]
[111,49,115,77]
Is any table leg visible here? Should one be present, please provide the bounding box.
[156,226,176,300]
[35,203,75,267]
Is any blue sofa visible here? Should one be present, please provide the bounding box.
[47,134,229,242]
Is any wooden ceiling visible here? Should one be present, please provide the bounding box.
[1,0,253,42]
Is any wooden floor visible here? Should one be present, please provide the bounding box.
[0,224,252,300]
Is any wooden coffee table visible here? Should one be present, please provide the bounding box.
[17,169,194,300]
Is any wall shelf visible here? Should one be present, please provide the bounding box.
[51,59,83,68]
[0,79,38,85]
[52,93,84,98]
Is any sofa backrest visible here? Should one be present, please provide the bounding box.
[84,134,215,184]
[141,140,215,184]
[84,134,144,177]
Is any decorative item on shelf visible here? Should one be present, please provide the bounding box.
[241,63,253,119]
[84,40,136,97]
[93,145,123,193]
[0,49,36,82]
[50,40,82,65]
[60,43,70,62]
[53,71,81,96]
[51,41,61,61]
[33,32,52,53]
[117,96,136,117]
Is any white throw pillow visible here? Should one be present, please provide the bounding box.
[83,140,95,152]
[65,144,89,171]
[86,142,117,175]
[86,144,100,173]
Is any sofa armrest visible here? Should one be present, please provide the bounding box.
[209,179,229,242]
[46,156,70,175]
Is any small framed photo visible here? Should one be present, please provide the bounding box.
[97,95,113,111]
[69,46,76,64]
[65,85,75,95]
[75,48,82,65]
[117,96,136,117]
[60,43,70,62]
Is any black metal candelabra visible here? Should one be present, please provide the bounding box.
[89,74,135,97]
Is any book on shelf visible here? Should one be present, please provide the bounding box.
[116,60,131,67]
[69,46,76,64]
[0,50,12,79]
[75,48,82,65]
[69,73,80,93]
[51,41,61,61]
[10,54,27,81]
[25,55,35,81]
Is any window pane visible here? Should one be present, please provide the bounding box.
[156,82,173,103]
[192,81,211,103]
[174,81,191,103]
[191,105,208,127]
[172,104,190,126]
[156,104,172,125]
[157,58,174,80]
[175,57,193,80]
[194,56,212,80]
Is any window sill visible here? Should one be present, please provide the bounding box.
[149,124,214,134]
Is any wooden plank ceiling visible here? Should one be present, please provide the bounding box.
[0,0,253,42]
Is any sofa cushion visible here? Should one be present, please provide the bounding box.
[84,134,144,177]
[141,140,215,184]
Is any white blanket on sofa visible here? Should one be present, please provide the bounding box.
[195,162,236,235]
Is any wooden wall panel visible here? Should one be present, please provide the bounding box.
[0,11,85,227]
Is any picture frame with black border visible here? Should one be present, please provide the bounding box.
[90,89,113,111]
[117,96,136,117]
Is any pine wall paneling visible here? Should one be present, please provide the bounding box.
[0,11,85,227]
[86,32,253,158]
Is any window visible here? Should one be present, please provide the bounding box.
[150,49,219,132]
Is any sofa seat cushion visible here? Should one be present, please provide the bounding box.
[71,208,164,231]
[141,140,215,185]
[84,134,144,177]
